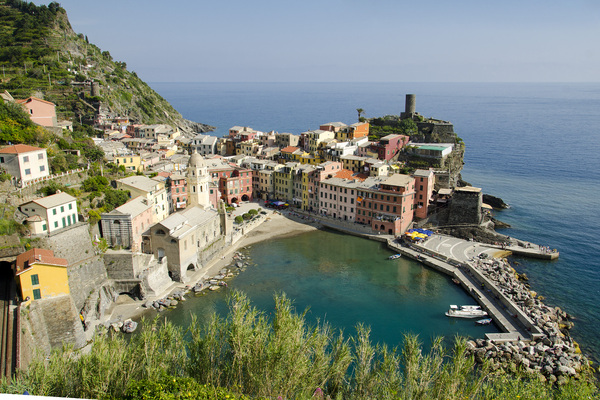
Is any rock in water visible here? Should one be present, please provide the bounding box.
[483,194,510,209]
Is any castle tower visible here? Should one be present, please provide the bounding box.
[91,81,100,97]
[186,151,210,208]
[401,94,416,119]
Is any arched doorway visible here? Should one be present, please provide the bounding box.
[241,194,249,201]
[388,229,393,234]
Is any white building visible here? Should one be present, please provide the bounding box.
[0,144,49,185]
[19,192,78,235]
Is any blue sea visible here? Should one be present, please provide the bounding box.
[150,82,600,361]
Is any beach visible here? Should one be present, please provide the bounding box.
[101,207,319,330]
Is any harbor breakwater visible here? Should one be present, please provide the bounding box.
[288,211,593,383]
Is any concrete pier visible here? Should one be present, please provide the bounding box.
[388,235,546,343]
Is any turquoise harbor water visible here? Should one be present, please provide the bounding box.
[164,229,499,348]
[150,82,600,360]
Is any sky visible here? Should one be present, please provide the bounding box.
[31,0,600,83]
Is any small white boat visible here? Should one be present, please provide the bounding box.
[476,318,493,326]
[445,305,488,318]
[460,305,481,310]
[388,254,402,260]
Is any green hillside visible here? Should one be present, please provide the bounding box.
[0,0,212,133]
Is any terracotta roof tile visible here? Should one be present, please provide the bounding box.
[0,144,44,154]
[15,248,68,275]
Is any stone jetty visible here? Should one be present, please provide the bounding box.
[387,233,590,383]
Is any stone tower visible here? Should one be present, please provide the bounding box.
[401,94,416,119]
[186,151,210,208]
[91,81,100,97]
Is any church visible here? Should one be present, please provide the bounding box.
[143,152,232,282]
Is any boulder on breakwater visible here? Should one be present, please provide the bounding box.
[466,257,591,383]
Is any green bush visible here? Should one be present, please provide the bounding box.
[124,375,248,400]
[242,213,251,220]
[234,216,243,224]
[248,209,258,216]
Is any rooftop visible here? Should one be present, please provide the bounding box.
[16,248,68,275]
[25,192,76,209]
[0,144,45,154]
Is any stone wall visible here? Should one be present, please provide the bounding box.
[20,295,86,358]
[104,251,137,280]
[38,224,96,266]
[66,256,108,311]
[141,257,172,297]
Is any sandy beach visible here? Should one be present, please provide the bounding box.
[102,210,319,329]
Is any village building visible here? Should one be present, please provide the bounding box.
[413,169,436,219]
[143,206,224,282]
[203,158,253,205]
[356,174,416,235]
[190,134,218,156]
[319,122,347,133]
[0,144,50,185]
[274,132,300,148]
[116,175,169,223]
[113,154,142,172]
[273,162,299,203]
[161,172,188,212]
[15,248,69,303]
[15,97,57,127]
[304,129,335,154]
[19,192,78,235]
[371,134,410,161]
[319,175,361,221]
[100,196,154,252]
[336,122,370,142]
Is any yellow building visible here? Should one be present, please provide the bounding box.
[114,155,142,172]
[16,248,69,302]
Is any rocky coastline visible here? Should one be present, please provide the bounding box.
[465,256,590,384]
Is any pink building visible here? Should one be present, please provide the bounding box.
[319,174,361,221]
[207,162,253,205]
[167,173,188,211]
[304,161,343,211]
[356,174,416,235]
[16,97,57,127]
[371,134,409,161]
[413,169,435,219]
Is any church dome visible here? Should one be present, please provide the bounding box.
[188,150,205,168]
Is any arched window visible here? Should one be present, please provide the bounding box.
[156,229,166,236]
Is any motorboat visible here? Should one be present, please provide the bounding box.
[445,305,488,318]
[475,318,493,325]
[460,305,481,310]
[388,254,402,260]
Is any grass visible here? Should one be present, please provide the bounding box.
[2,290,598,399]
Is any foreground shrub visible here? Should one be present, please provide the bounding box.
[3,290,598,399]
[124,375,249,400]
